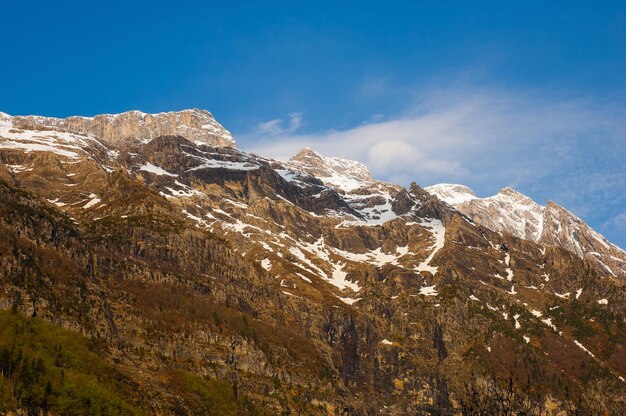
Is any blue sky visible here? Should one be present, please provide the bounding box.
[1,1,625,248]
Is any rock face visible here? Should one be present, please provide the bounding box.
[0,111,624,415]
[284,147,405,224]
[288,147,373,190]
[426,183,626,279]
[9,108,236,148]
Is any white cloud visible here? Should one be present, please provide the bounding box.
[604,212,626,232]
[255,112,303,137]
[246,87,625,194]
[602,212,626,249]
[288,112,303,131]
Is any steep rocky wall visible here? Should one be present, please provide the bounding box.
[11,109,236,148]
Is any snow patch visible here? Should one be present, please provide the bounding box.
[416,219,445,275]
[418,285,438,296]
[573,340,596,358]
[329,263,360,292]
[47,198,67,207]
[82,195,101,209]
[295,273,312,283]
[503,253,514,281]
[261,258,272,271]
[139,162,177,176]
[339,296,361,305]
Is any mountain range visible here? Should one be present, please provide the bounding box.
[0,109,624,415]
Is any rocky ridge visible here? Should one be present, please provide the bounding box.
[426,183,626,280]
[4,108,236,148]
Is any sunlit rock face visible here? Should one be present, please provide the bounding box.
[9,108,236,148]
[426,183,626,279]
[0,108,624,415]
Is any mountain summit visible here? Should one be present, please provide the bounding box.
[425,183,626,279]
[5,108,236,148]
[288,147,373,191]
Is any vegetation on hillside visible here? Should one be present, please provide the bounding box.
[0,309,142,415]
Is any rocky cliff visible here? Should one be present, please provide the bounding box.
[7,108,236,148]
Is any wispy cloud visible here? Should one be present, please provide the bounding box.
[242,85,626,246]
[604,212,626,233]
[247,88,624,186]
[255,112,303,137]
[356,76,392,99]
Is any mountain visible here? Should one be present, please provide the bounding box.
[3,108,236,148]
[425,184,626,280]
[0,109,624,415]
[288,147,374,190]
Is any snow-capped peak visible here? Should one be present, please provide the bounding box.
[0,112,11,127]
[496,187,539,205]
[288,147,372,192]
[427,184,544,241]
[7,108,236,148]
[426,183,626,278]
[424,183,477,205]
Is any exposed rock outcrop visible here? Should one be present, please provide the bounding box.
[9,108,236,148]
